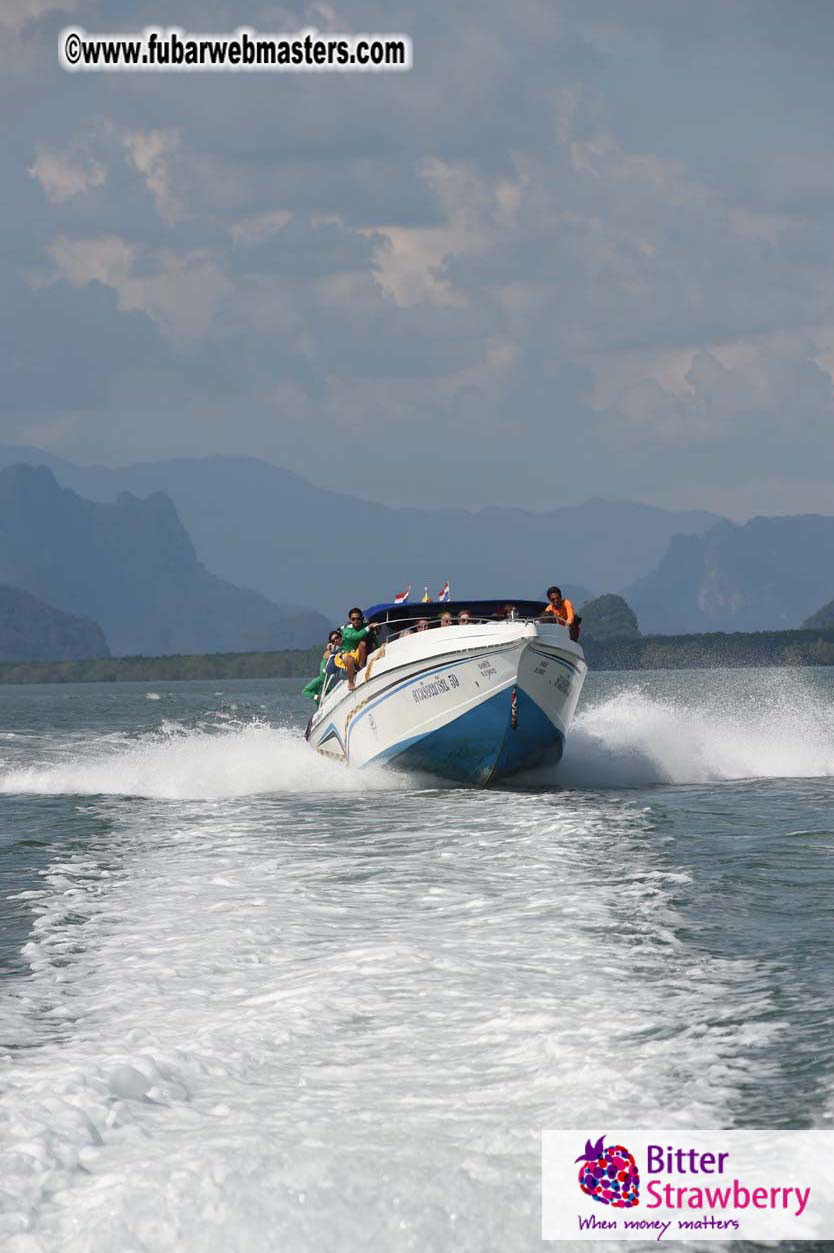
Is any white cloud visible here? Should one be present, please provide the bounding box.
[363,157,526,307]
[0,0,80,31]
[612,344,834,449]
[29,145,106,203]
[47,235,134,288]
[46,236,231,341]
[230,210,293,246]
[9,0,834,515]
[123,130,183,224]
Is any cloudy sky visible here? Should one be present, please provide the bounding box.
[3,0,834,517]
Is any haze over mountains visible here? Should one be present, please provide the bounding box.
[0,465,327,656]
[626,516,834,633]
[0,446,719,619]
[0,584,108,661]
[2,446,834,649]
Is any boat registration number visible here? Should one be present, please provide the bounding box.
[535,657,571,695]
[412,673,460,703]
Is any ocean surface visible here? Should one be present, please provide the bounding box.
[1,669,834,1252]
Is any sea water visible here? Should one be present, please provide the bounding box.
[1,669,833,1252]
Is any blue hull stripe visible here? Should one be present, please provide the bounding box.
[343,643,581,756]
[364,686,563,785]
[310,646,519,746]
[343,648,518,756]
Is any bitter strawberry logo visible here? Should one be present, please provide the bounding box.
[576,1135,640,1208]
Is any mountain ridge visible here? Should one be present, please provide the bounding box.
[0,583,109,661]
[626,513,834,632]
[0,464,328,656]
[0,447,722,618]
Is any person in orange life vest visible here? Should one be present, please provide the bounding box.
[541,585,575,626]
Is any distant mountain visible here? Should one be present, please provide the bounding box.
[0,465,328,656]
[627,515,834,633]
[802,599,834,628]
[0,584,108,660]
[0,448,721,617]
[579,593,640,640]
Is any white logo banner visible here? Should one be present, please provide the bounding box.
[542,1129,834,1241]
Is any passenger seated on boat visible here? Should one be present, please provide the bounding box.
[302,630,342,702]
[329,647,359,690]
[541,586,575,627]
[414,617,430,632]
[439,611,453,627]
[458,609,471,624]
[330,608,381,691]
[495,603,517,621]
[325,641,364,691]
[340,607,378,670]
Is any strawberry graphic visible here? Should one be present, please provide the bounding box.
[576,1135,640,1208]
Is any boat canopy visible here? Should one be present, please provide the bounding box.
[364,598,548,623]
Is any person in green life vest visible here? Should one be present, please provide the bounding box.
[302,629,342,703]
[332,607,380,690]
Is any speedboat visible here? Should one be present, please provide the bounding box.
[305,600,586,786]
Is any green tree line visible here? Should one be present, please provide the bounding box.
[583,629,834,670]
[4,629,834,685]
[0,647,322,685]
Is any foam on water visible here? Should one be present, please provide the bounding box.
[557,673,834,787]
[0,722,401,800]
[1,675,831,1248]
[2,669,834,804]
[0,784,782,1252]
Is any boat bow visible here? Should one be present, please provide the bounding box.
[307,608,586,786]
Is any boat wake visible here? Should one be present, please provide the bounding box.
[1,673,834,800]
[1,673,831,1249]
[0,721,402,800]
[553,678,834,787]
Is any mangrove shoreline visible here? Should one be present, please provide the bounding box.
[4,628,834,684]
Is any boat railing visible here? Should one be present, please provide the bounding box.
[379,610,533,642]
[317,614,503,705]
[316,610,575,708]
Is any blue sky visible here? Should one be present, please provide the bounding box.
[3,0,834,518]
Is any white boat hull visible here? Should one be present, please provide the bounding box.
[306,621,586,786]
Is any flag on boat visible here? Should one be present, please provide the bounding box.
[421,586,431,603]
[438,580,450,602]
[393,585,411,604]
